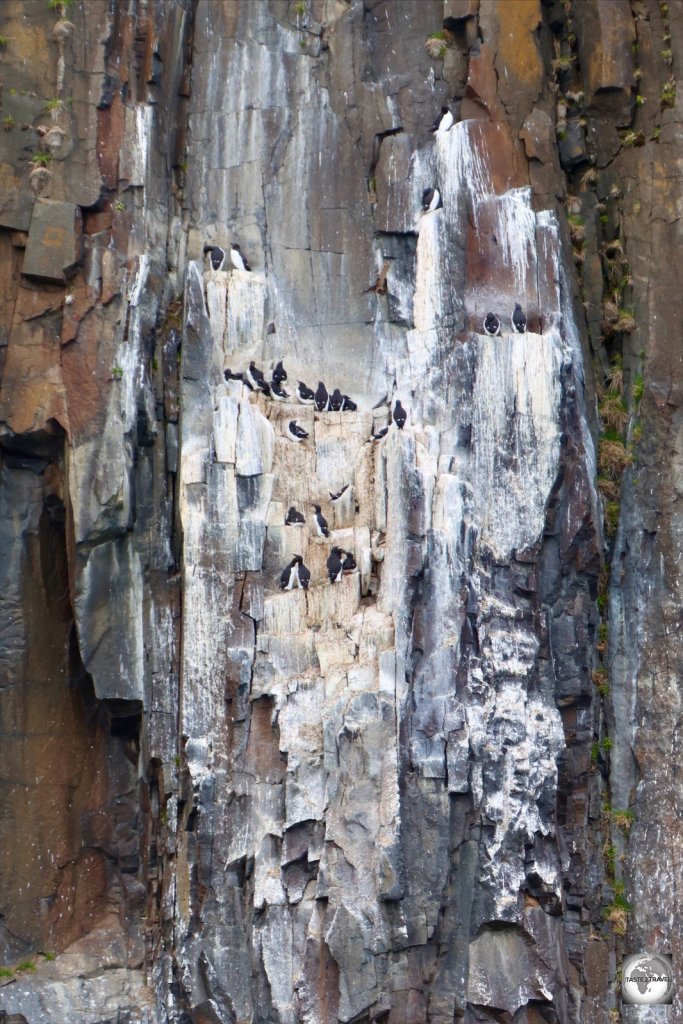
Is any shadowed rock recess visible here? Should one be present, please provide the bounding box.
[1,0,681,1021]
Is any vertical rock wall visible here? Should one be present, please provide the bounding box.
[1,1,682,1023]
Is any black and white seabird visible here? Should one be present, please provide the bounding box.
[342,551,357,574]
[297,559,311,590]
[230,242,252,272]
[285,506,306,526]
[314,381,330,412]
[393,400,407,429]
[256,379,272,397]
[272,360,287,384]
[329,388,344,412]
[246,361,265,390]
[422,187,443,213]
[326,547,344,584]
[296,381,316,405]
[369,426,389,443]
[341,395,357,411]
[512,303,527,333]
[329,485,349,501]
[280,555,303,591]
[270,380,290,402]
[432,106,454,133]
[484,313,501,337]
[286,420,309,442]
[203,244,226,270]
[224,368,249,387]
[311,504,330,538]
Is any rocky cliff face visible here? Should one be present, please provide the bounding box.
[0,1,681,1022]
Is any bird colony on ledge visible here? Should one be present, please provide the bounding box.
[203,101,533,597]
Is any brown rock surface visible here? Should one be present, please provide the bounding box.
[1,0,682,1022]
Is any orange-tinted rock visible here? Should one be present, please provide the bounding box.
[574,0,635,125]
[0,319,70,436]
[462,44,507,122]
[479,0,543,129]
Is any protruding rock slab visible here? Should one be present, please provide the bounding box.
[22,200,83,282]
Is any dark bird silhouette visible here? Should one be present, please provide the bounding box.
[422,187,443,213]
[326,547,344,584]
[296,381,315,405]
[230,242,252,272]
[341,395,357,411]
[393,400,407,429]
[269,380,289,402]
[369,426,389,443]
[342,551,357,574]
[312,504,330,538]
[297,560,311,590]
[246,361,265,390]
[280,555,302,591]
[224,368,251,389]
[267,322,276,335]
[314,381,329,412]
[431,106,454,133]
[512,303,527,333]
[329,485,349,501]
[285,506,305,526]
[484,313,501,336]
[256,379,271,397]
[272,360,287,384]
[286,420,309,442]
[329,388,344,411]
[203,244,226,270]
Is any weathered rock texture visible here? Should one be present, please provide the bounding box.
[0,1,681,1022]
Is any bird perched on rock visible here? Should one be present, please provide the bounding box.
[342,551,357,574]
[422,187,443,213]
[342,395,357,411]
[272,360,287,384]
[246,361,265,390]
[512,303,527,333]
[326,547,344,583]
[432,106,454,133]
[224,368,251,388]
[230,242,252,272]
[329,388,344,411]
[369,426,389,442]
[329,485,349,501]
[270,380,290,402]
[311,504,330,537]
[483,313,501,336]
[280,554,310,591]
[315,381,330,412]
[285,506,305,526]
[393,400,407,429]
[296,381,315,405]
[203,244,226,270]
[286,420,309,442]
[255,379,271,397]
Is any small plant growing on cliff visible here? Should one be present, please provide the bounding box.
[621,130,645,148]
[613,809,635,834]
[551,54,575,76]
[598,437,633,480]
[600,393,628,433]
[295,0,306,14]
[660,77,676,108]
[48,0,74,8]
[425,32,448,59]
[31,152,52,166]
[0,967,13,978]
[0,34,9,47]
[632,373,644,404]
[114,200,125,211]
[299,37,307,49]
[592,667,610,696]
[44,97,62,113]
[3,115,15,131]
[597,622,608,653]
[112,365,124,380]
[16,961,37,973]
[635,94,644,106]
[604,502,620,536]
[615,308,636,334]
[660,48,673,65]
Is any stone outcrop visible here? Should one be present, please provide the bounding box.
[1,1,682,1022]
